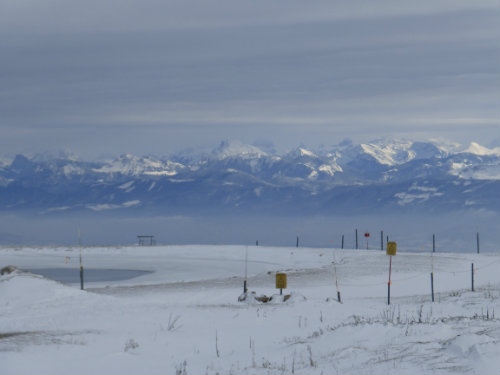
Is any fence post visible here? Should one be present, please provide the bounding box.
[387,255,392,305]
[430,272,434,302]
[80,267,84,291]
[476,232,480,254]
[471,263,474,292]
[78,225,84,291]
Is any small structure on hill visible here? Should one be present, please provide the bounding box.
[137,235,155,246]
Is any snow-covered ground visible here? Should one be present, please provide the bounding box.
[1,245,499,374]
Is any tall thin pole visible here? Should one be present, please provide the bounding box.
[355,229,358,249]
[431,250,435,302]
[341,234,344,249]
[78,225,84,290]
[381,230,384,251]
[476,232,480,254]
[471,263,475,292]
[432,234,435,253]
[296,236,299,248]
[244,246,248,293]
[430,272,434,302]
[387,255,392,305]
[333,251,341,303]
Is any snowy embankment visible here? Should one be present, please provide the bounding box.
[0,245,499,375]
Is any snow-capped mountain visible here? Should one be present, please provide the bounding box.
[0,139,498,215]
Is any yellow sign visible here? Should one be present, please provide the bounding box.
[387,241,397,256]
[276,273,287,289]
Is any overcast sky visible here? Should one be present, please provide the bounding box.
[1,0,499,158]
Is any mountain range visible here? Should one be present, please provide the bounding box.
[1,139,498,216]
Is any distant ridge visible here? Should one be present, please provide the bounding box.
[0,139,498,215]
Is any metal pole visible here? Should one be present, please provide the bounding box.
[433,234,435,253]
[355,229,358,249]
[341,234,344,249]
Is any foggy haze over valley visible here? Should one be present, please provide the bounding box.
[1,138,498,252]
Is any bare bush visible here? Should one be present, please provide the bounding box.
[124,338,139,352]
[307,345,316,367]
[175,360,187,375]
[167,313,182,331]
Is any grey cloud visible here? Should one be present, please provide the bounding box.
[0,1,498,157]
[1,0,497,33]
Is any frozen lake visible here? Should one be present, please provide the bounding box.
[26,268,151,283]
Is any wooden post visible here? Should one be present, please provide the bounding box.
[431,250,435,302]
[78,225,84,291]
[387,255,392,305]
[333,254,341,303]
[476,232,480,254]
[430,272,434,302]
[355,229,358,249]
[471,263,474,291]
[244,246,248,293]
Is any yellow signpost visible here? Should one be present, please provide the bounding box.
[386,241,397,304]
[386,241,397,256]
[276,272,287,295]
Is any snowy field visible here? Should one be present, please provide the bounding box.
[1,245,499,375]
